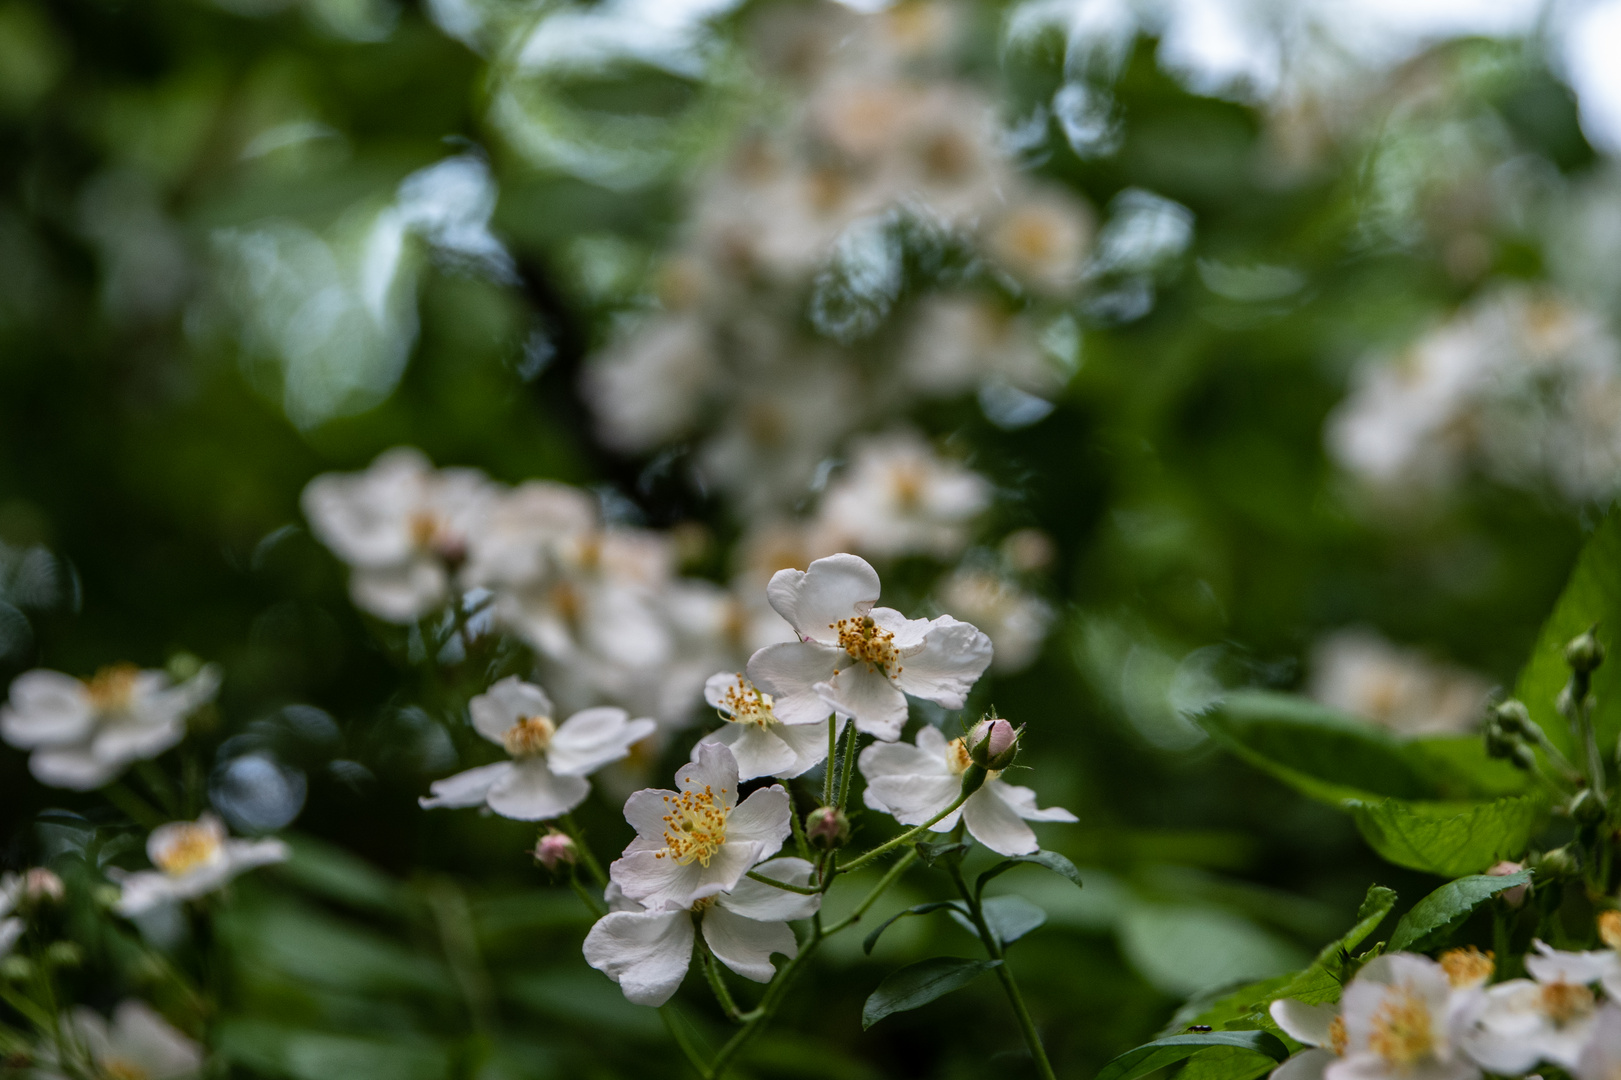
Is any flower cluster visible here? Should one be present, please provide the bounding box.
[1269,931,1621,1080]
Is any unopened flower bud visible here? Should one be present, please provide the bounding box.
[1486,860,1529,907]
[1599,910,1621,949]
[1531,846,1579,879]
[1490,699,1530,736]
[22,868,63,905]
[1572,788,1610,826]
[1510,744,1538,773]
[967,716,1022,771]
[805,806,850,850]
[532,830,577,872]
[1567,627,1606,675]
[1484,723,1519,760]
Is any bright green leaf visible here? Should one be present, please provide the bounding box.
[1387,870,1533,953]
[1095,1031,1289,1080]
[1347,796,1545,878]
[861,958,1001,1029]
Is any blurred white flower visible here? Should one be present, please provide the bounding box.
[881,83,1011,225]
[937,569,1053,674]
[697,673,833,780]
[1,663,220,790]
[859,724,1074,855]
[112,814,288,917]
[1575,1004,1621,1080]
[584,315,718,453]
[984,187,1093,293]
[1459,940,1612,1073]
[748,553,993,739]
[421,676,656,820]
[608,742,791,911]
[815,432,992,561]
[1333,953,1480,1080]
[46,1001,204,1080]
[584,856,818,1006]
[462,480,599,592]
[1308,629,1489,736]
[302,447,495,623]
[900,294,1061,399]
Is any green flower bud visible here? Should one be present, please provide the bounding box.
[1490,699,1530,736]
[1531,845,1580,878]
[1510,744,1539,773]
[1566,627,1606,675]
[804,806,850,850]
[1571,788,1609,826]
[1483,723,1518,760]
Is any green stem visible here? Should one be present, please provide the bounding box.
[660,1006,710,1077]
[822,715,837,807]
[946,862,1057,1080]
[1582,700,1608,802]
[134,760,181,818]
[560,814,609,889]
[104,781,167,829]
[836,790,972,875]
[835,719,859,809]
[704,925,822,1079]
[788,791,811,862]
[744,870,821,895]
[822,849,917,935]
[567,871,605,919]
[699,945,746,1023]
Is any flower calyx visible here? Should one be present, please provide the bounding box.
[966,714,1021,771]
[805,806,850,851]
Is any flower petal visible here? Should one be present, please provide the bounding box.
[815,664,907,741]
[892,615,993,709]
[747,642,843,726]
[990,781,1077,823]
[583,909,694,1007]
[858,732,958,822]
[30,745,124,791]
[725,785,791,854]
[702,906,796,983]
[610,850,709,911]
[420,762,514,810]
[765,554,880,644]
[718,858,820,922]
[1269,1000,1338,1047]
[622,787,678,850]
[676,741,741,812]
[1269,1048,1335,1080]
[351,561,448,624]
[470,676,554,745]
[0,670,94,748]
[773,718,839,778]
[486,758,590,821]
[961,786,1038,856]
[698,724,798,782]
[113,871,180,918]
[550,709,658,776]
[110,1000,205,1077]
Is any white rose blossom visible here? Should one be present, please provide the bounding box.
[302,446,494,623]
[859,725,1075,857]
[112,813,288,917]
[1330,953,1480,1080]
[45,1001,204,1080]
[814,433,992,562]
[696,673,836,781]
[1574,1003,1621,1080]
[1,663,220,791]
[1459,940,1612,1073]
[747,553,993,741]
[1267,998,1344,1080]
[420,676,656,821]
[609,742,791,911]
[584,857,820,1006]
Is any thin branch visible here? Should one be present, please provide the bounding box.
[744,870,821,895]
[835,790,971,875]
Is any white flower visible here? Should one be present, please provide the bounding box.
[1574,1003,1621,1080]
[1308,630,1489,737]
[899,295,1060,400]
[937,569,1054,675]
[51,1000,204,1080]
[1330,953,1479,1080]
[815,432,992,562]
[859,725,1075,856]
[112,814,288,917]
[697,673,834,781]
[420,676,656,821]
[747,553,993,740]
[609,742,791,911]
[1459,940,1613,1073]
[302,447,494,623]
[1,663,220,791]
[984,187,1093,293]
[460,481,597,592]
[1268,998,1344,1080]
[583,315,718,453]
[584,856,820,1006]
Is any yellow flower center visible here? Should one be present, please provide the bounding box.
[102,1058,148,1080]
[1439,946,1494,988]
[717,677,776,729]
[922,130,974,181]
[503,715,556,758]
[1540,980,1596,1027]
[1367,987,1435,1065]
[1328,1016,1347,1055]
[409,511,465,562]
[1599,910,1621,950]
[833,615,899,675]
[1001,211,1062,265]
[657,785,730,867]
[85,664,140,711]
[889,464,926,510]
[153,824,222,877]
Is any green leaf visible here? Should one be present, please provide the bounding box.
[861,957,1002,1029]
[947,895,1047,947]
[1178,1045,1286,1080]
[913,840,971,866]
[1387,870,1534,953]
[975,850,1084,897]
[1347,796,1545,878]
[861,901,964,955]
[1404,737,1532,800]
[1095,1032,1289,1080]
[1514,509,1621,756]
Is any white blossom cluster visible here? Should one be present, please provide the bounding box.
[1328,285,1621,506]
[1269,934,1621,1080]
[1308,628,1491,738]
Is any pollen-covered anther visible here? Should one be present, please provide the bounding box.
[658,785,730,866]
[85,663,140,711]
[1439,946,1494,988]
[1368,987,1435,1065]
[835,615,899,673]
[153,824,222,877]
[719,676,776,729]
[1540,980,1596,1026]
[503,715,556,758]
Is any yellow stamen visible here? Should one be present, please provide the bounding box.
[503,715,556,758]
[1540,981,1595,1027]
[1328,1016,1347,1055]
[718,677,776,729]
[1367,987,1435,1065]
[1439,946,1494,988]
[657,785,730,867]
[153,824,221,877]
[1599,910,1621,950]
[85,664,140,711]
[832,614,900,675]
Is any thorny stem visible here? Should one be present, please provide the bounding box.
[835,719,859,808]
[946,860,1058,1080]
[821,849,917,936]
[744,870,820,895]
[788,793,812,861]
[698,944,746,1023]
[822,714,837,807]
[836,790,972,875]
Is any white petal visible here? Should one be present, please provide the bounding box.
[747,642,843,726]
[420,762,514,809]
[1269,1048,1335,1080]
[486,758,589,820]
[989,781,1078,823]
[765,553,880,644]
[583,909,694,1007]
[892,615,993,709]
[676,742,741,812]
[704,671,746,715]
[109,1000,204,1078]
[725,785,791,853]
[816,664,907,740]
[0,918,21,958]
[91,717,185,771]
[702,906,796,983]
[113,871,180,917]
[67,1006,116,1066]
[1576,1004,1621,1080]
[611,850,708,910]
[1270,999,1338,1047]
[961,786,1038,856]
[549,709,657,776]
[0,670,94,748]
[699,724,798,782]
[469,676,553,745]
[622,787,677,848]
[350,561,448,624]
[772,719,838,778]
[30,746,123,790]
[718,858,820,922]
[222,838,290,875]
[1526,939,1618,985]
[859,731,958,821]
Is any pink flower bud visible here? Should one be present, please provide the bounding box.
[968,715,1022,769]
[1487,860,1528,907]
[805,806,850,850]
[533,830,578,871]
